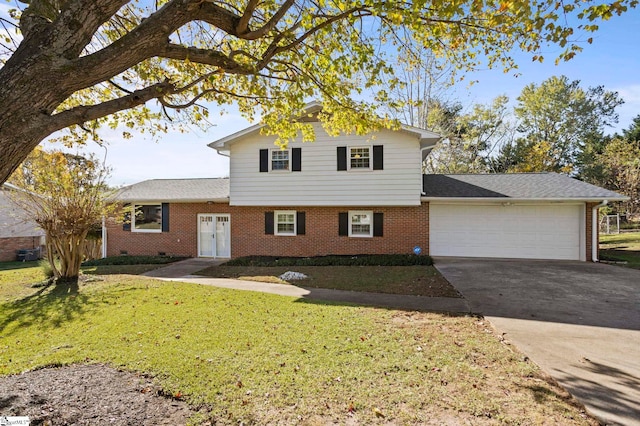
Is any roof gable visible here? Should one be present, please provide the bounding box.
[208,102,441,156]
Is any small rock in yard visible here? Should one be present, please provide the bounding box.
[279,271,308,281]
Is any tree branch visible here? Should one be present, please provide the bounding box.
[240,0,296,40]
[70,0,241,90]
[159,43,253,74]
[236,0,260,35]
[47,81,175,132]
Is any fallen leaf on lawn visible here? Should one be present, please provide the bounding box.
[347,402,355,413]
[373,407,385,418]
[236,380,243,388]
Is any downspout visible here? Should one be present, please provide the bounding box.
[592,200,608,262]
[101,216,107,259]
[420,146,430,196]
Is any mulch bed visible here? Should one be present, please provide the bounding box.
[0,364,196,425]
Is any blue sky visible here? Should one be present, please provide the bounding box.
[36,7,640,186]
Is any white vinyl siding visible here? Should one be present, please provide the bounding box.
[229,123,422,206]
[429,203,583,260]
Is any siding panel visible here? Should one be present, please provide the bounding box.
[229,124,422,206]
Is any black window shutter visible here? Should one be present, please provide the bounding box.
[123,209,131,231]
[373,145,384,170]
[337,147,347,171]
[297,211,306,235]
[338,212,348,236]
[265,211,274,235]
[292,148,302,172]
[373,212,383,237]
[161,203,170,232]
[259,149,269,172]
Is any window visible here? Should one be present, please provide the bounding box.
[349,147,370,170]
[133,204,162,232]
[275,210,296,235]
[271,149,290,171]
[349,211,372,237]
[337,145,383,171]
[265,211,305,235]
[260,148,301,172]
[339,211,383,237]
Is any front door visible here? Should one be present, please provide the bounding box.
[198,214,230,258]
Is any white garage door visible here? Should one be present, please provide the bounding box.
[429,203,582,260]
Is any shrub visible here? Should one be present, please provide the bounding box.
[223,254,433,267]
[82,255,188,266]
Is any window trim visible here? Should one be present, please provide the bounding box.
[274,210,297,236]
[348,146,372,171]
[132,203,163,233]
[348,210,373,238]
[270,148,291,172]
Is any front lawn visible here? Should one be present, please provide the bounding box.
[198,265,460,298]
[0,275,596,425]
[600,231,640,269]
[0,258,177,302]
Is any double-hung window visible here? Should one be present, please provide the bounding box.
[349,211,373,237]
[271,149,290,171]
[349,147,371,170]
[275,210,296,236]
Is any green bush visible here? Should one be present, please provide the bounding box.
[223,254,433,267]
[82,255,188,266]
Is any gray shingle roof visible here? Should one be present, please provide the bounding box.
[422,173,627,201]
[0,184,45,238]
[115,178,229,202]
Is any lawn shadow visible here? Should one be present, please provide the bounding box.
[0,280,90,335]
[518,374,593,420]
[548,360,640,425]
[291,285,470,315]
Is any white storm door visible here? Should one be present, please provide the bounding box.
[198,214,215,257]
[215,215,231,258]
[198,214,231,258]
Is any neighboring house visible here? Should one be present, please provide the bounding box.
[0,183,45,262]
[105,108,626,262]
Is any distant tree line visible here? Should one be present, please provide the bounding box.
[391,72,639,214]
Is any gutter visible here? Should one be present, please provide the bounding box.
[592,200,608,262]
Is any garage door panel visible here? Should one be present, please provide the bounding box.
[430,204,582,260]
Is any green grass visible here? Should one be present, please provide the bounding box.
[0,261,171,302]
[0,276,595,425]
[600,231,640,269]
[198,265,461,298]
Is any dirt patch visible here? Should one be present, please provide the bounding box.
[0,364,195,425]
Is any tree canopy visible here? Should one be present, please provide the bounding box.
[0,0,636,183]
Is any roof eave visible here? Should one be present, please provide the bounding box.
[421,196,630,202]
[116,197,230,204]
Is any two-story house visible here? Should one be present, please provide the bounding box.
[105,107,626,262]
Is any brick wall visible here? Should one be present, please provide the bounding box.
[106,203,430,258]
[0,236,44,262]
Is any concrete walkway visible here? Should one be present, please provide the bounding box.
[435,258,640,426]
[143,258,471,314]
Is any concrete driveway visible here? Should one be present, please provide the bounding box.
[435,258,640,426]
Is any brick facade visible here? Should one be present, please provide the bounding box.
[106,203,430,258]
[0,236,44,262]
[586,202,598,262]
